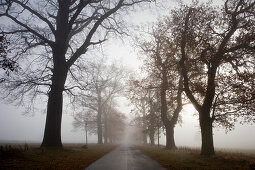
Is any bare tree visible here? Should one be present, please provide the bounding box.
[106,107,126,143]
[72,109,97,145]
[102,99,114,144]
[146,95,161,146]
[79,59,126,144]
[0,0,153,148]
[127,78,150,144]
[171,0,255,155]
[127,77,164,146]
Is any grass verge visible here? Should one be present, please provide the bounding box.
[137,145,255,170]
[0,143,116,170]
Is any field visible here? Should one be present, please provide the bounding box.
[137,145,255,170]
[0,143,116,170]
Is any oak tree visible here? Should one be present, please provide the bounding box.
[173,0,255,155]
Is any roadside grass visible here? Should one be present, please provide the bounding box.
[137,145,255,170]
[0,143,117,170]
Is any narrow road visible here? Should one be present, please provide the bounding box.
[85,145,166,170]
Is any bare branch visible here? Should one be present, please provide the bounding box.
[12,0,56,35]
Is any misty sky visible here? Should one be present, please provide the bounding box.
[0,0,255,150]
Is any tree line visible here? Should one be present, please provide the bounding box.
[0,0,255,157]
[128,0,255,156]
[72,59,127,145]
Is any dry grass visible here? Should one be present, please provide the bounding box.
[137,145,255,170]
[0,143,117,170]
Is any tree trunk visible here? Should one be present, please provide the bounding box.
[157,126,160,147]
[97,111,103,144]
[149,130,155,145]
[104,113,108,144]
[142,132,147,144]
[200,111,214,156]
[85,122,88,145]
[165,124,176,149]
[199,67,216,156]
[160,71,176,150]
[41,87,63,148]
[41,65,67,148]
[97,91,103,144]
[40,7,70,147]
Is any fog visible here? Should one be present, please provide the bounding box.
[0,0,255,151]
[1,101,254,150]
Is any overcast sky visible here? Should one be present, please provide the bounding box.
[0,0,255,150]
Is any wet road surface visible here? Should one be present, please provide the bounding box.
[85,145,166,170]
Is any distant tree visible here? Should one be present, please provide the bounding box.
[128,78,149,144]
[102,99,115,144]
[72,109,97,145]
[0,0,153,148]
[127,77,163,146]
[146,95,161,146]
[106,107,126,143]
[154,110,163,147]
[79,59,126,144]
[135,22,183,149]
[102,102,111,144]
[171,0,255,155]
[127,83,147,144]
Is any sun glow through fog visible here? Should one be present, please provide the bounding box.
[183,104,196,115]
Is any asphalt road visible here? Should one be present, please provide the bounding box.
[85,145,166,170]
